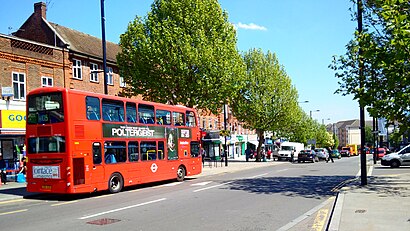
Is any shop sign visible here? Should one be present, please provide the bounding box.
[0,110,26,128]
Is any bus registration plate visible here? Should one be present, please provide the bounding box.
[33,166,61,179]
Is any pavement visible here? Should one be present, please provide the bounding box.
[1,156,409,231]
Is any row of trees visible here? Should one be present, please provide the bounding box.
[117,0,333,160]
[331,0,410,137]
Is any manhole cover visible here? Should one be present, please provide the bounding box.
[355,209,366,214]
[87,218,121,225]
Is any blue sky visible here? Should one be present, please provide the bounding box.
[1,0,362,124]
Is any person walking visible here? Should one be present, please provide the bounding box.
[326,147,334,163]
[245,147,251,162]
[0,153,7,184]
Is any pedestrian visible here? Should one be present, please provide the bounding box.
[245,147,251,162]
[0,153,7,184]
[201,148,206,165]
[326,147,334,163]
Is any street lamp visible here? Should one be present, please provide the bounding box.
[100,0,108,95]
[310,110,320,119]
[322,118,330,125]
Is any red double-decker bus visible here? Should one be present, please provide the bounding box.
[25,87,202,194]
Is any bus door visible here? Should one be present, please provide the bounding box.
[90,142,105,189]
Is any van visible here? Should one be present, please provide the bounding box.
[278,142,304,162]
[381,144,410,168]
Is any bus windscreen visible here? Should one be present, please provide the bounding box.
[27,92,64,124]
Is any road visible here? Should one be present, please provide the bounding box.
[0,156,363,231]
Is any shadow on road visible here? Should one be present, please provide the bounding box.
[225,175,355,199]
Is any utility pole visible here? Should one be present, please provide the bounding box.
[358,0,367,185]
[224,104,228,167]
[100,0,108,95]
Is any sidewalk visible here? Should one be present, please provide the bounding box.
[329,172,410,231]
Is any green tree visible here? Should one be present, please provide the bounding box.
[365,125,374,146]
[117,0,245,112]
[231,48,299,161]
[330,0,410,134]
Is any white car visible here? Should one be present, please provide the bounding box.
[381,144,410,168]
[314,148,329,160]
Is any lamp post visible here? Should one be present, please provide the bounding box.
[322,118,330,125]
[299,100,309,104]
[310,110,320,119]
[100,0,108,95]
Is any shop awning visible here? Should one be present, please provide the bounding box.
[202,139,221,144]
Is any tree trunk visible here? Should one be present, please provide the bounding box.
[256,129,265,162]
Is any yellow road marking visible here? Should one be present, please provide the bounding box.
[0,209,28,216]
[0,199,25,205]
[312,208,329,231]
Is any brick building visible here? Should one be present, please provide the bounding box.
[0,2,254,166]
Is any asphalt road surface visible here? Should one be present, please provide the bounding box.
[0,156,363,231]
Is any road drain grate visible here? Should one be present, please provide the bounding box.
[87,218,121,225]
[355,209,366,214]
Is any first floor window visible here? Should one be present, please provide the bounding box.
[107,67,113,85]
[90,63,99,82]
[41,76,53,87]
[119,76,126,87]
[12,72,26,100]
[72,59,82,80]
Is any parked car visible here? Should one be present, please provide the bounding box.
[376,148,386,158]
[340,149,351,157]
[298,149,318,163]
[314,148,329,160]
[381,144,410,168]
[331,150,341,159]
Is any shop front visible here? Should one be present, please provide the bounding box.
[202,131,221,160]
[0,109,26,172]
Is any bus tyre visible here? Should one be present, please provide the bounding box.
[177,166,186,182]
[108,173,123,193]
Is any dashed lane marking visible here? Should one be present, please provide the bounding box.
[193,181,233,193]
[0,199,25,205]
[79,198,167,220]
[191,181,212,186]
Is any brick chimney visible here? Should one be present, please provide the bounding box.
[34,2,46,19]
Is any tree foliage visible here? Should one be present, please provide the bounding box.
[117,0,245,112]
[330,0,410,134]
[231,48,299,160]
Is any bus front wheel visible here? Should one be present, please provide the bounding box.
[177,166,186,182]
[108,173,123,193]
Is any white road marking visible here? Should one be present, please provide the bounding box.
[163,182,183,187]
[193,181,232,193]
[51,200,79,207]
[191,181,213,186]
[368,165,373,176]
[276,168,288,172]
[78,198,167,220]
[0,209,28,216]
[248,173,268,179]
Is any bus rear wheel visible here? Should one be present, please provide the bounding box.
[177,166,186,182]
[108,173,123,193]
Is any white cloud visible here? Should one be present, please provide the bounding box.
[234,22,267,31]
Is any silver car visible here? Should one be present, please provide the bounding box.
[314,148,329,160]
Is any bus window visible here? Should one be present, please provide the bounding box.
[141,141,156,161]
[104,141,126,164]
[173,112,185,126]
[128,141,139,162]
[28,136,66,154]
[186,111,196,127]
[126,102,137,123]
[27,92,64,124]
[138,104,155,124]
[86,96,100,120]
[156,109,171,125]
[191,141,200,157]
[102,99,124,122]
[92,142,102,164]
[158,141,165,160]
